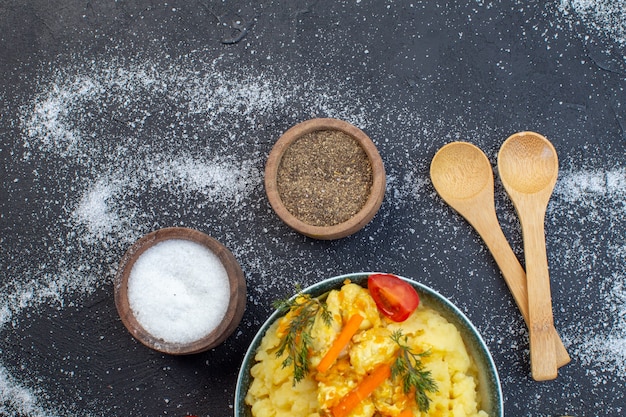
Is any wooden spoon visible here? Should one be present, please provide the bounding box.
[430,142,569,371]
[497,132,561,381]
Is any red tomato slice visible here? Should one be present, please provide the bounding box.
[367,273,419,322]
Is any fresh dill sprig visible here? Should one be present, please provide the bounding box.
[273,289,333,385]
[390,330,438,412]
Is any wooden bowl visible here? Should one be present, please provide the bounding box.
[114,227,246,355]
[265,118,386,240]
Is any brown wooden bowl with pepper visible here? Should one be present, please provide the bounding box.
[265,118,386,240]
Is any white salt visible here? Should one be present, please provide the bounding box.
[559,0,626,47]
[0,365,46,417]
[127,239,230,344]
[72,178,121,240]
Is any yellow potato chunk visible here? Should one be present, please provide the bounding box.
[245,283,490,417]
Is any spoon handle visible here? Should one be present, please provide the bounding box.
[466,205,570,368]
[470,214,571,367]
[518,202,559,381]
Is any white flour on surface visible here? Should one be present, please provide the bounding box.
[549,168,626,382]
[575,273,626,373]
[70,154,260,245]
[559,0,626,47]
[0,367,48,417]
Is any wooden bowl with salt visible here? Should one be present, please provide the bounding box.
[265,118,386,240]
[114,227,246,355]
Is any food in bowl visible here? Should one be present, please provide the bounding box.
[243,274,495,417]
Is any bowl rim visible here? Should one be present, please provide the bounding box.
[234,272,503,417]
[114,227,246,355]
[264,118,386,240]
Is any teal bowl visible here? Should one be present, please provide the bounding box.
[235,272,503,417]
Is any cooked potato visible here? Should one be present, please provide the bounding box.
[245,282,489,417]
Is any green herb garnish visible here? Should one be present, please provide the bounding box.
[273,288,333,385]
[391,330,438,412]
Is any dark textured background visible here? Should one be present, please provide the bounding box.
[1,1,625,416]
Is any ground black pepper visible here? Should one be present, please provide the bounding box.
[276,129,373,226]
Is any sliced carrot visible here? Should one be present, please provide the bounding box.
[398,409,413,417]
[331,363,392,417]
[316,313,364,373]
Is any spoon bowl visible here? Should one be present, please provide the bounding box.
[498,132,562,381]
[430,141,492,202]
[497,133,558,195]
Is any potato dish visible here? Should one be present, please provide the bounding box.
[245,280,489,417]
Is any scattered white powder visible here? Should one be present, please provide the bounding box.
[547,168,626,383]
[72,178,121,241]
[559,0,626,47]
[150,154,259,206]
[0,304,10,328]
[0,366,47,417]
[566,272,626,377]
[127,239,230,344]
[555,168,626,202]
[70,154,260,246]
